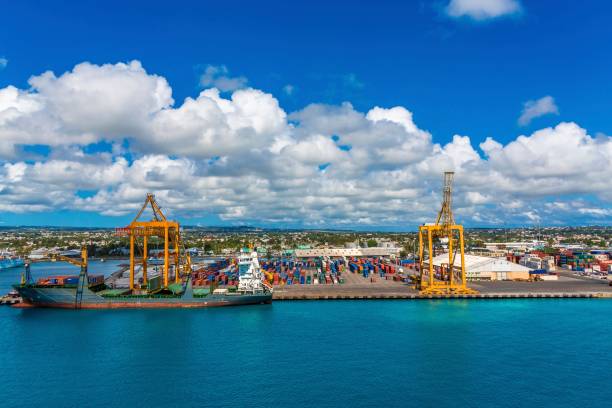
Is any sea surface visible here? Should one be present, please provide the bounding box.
[2,263,612,407]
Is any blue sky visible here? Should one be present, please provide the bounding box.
[0,0,610,228]
[2,0,611,143]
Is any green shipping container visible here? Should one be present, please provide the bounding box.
[168,283,184,295]
[147,276,162,292]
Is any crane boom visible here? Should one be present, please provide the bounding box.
[131,193,167,223]
[51,247,88,268]
[435,172,455,227]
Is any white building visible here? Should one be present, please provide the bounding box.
[29,248,50,260]
[426,253,531,281]
[294,247,400,258]
[520,255,556,271]
[484,242,545,251]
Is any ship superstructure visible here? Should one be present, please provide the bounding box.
[0,251,24,270]
[237,248,273,295]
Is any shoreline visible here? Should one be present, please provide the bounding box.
[272,292,612,300]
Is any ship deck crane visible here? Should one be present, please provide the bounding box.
[52,248,88,269]
[50,247,89,308]
[418,172,478,295]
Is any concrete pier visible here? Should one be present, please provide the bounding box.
[273,292,612,300]
[271,270,612,300]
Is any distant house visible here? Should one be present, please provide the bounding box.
[60,249,81,257]
[29,248,50,260]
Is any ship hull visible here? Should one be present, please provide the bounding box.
[14,285,272,309]
[0,258,25,269]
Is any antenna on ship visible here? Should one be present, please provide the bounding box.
[21,262,32,285]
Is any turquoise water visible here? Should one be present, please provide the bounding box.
[2,265,612,407]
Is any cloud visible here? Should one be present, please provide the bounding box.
[366,106,419,133]
[0,60,610,227]
[147,87,287,157]
[343,73,364,89]
[481,122,604,180]
[518,95,559,126]
[446,0,522,21]
[0,61,173,158]
[283,84,294,96]
[199,65,247,92]
[0,57,7,69]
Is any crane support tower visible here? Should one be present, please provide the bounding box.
[418,172,478,295]
[116,194,186,291]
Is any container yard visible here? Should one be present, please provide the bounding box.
[176,253,612,300]
[165,255,414,296]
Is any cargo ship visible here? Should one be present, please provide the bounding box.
[13,248,272,309]
[12,193,272,309]
[0,254,25,270]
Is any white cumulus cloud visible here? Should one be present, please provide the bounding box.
[199,65,248,92]
[518,95,559,126]
[0,60,610,227]
[283,84,294,96]
[446,0,522,21]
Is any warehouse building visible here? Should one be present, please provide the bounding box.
[426,253,531,281]
[484,241,545,251]
[294,247,400,258]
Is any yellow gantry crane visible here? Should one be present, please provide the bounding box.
[418,172,478,295]
[116,194,185,291]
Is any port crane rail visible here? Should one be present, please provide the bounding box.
[418,172,478,295]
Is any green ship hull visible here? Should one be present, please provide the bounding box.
[14,277,272,309]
